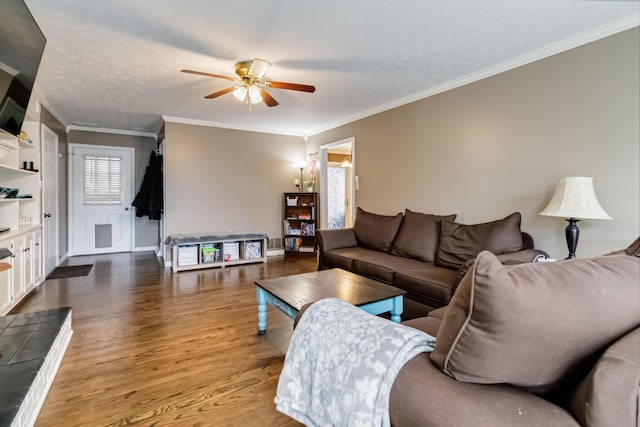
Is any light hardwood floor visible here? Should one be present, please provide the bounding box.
[13,252,317,426]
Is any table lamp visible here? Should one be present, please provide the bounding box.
[539,177,611,259]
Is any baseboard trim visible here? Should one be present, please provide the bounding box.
[133,246,159,253]
[57,252,69,264]
[267,249,285,257]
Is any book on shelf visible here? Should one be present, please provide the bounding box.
[298,246,315,253]
[301,222,315,236]
[285,237,303,252]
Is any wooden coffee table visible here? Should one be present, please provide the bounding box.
[255,268,406,334]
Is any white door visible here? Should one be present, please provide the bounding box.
[70,144,134,255]
[41,125,58,275]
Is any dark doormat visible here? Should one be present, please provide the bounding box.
[47,264,93,280]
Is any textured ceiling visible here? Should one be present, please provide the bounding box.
[23,0,640,137]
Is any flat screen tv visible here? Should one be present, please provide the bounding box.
[0,0,46,138]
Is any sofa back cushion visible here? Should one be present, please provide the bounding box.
[436,212,523,269]
[569,327,640,427]
[431,251,640,393]
[353,207,403,252]
[390,210,457,262]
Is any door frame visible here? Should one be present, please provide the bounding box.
[319,137,356,230]
[41,124,59,275]
[68,143,135,255]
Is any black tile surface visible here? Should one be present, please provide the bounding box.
[0,307,71,426]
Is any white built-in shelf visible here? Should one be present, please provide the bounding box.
[0,198,37,203]
[0,164,38,178]
[18,139,36,149]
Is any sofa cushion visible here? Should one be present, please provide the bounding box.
[569,327,640,427]
[353,207,403,252]
[436,212,523,269]
[431,251,640,392]
[394,265,458,306]
[352,252,425,284]
[402,316,441,337]
[323,247,379,271]
[390,354,582,427]
[390,210,457,262]
[427,306,447,320]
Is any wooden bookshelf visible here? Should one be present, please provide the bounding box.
[283,192,317,256]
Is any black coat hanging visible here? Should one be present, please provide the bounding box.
[132,151,163,220]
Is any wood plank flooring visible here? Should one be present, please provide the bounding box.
[12,252,317,426]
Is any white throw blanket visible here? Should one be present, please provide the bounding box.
[275,298,436,427]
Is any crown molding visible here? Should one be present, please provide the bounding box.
[161,115,306,137]
[306,17,640,136]
[30,84,69,127]
[66,125,158,140]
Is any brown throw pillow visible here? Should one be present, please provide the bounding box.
[625,237,640,256]
[605,236,640,257]
[436,212,523,269]
[390,210,457,262]
[431,251,640,392]
[353,207,403,252]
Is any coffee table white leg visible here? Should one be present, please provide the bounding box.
[390,296,403,323]
[256,287,267,334]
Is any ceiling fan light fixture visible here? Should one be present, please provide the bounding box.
[248,85,262,104]
[249,58,271,79]
[233,86,247,101]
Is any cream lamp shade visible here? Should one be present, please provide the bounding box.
[539,177,611,220]
[539,177,611,259]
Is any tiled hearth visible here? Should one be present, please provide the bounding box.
[0,307,72,427]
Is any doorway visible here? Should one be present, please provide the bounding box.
[41,125,58,275]
[319,137,355,230]
[69,144,134,255]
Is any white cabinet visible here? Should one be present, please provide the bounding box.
[11,235,24,302]
[0,227,43,315]
[33,228,43,284]
[0,123,43,314]
[0,255,11,314]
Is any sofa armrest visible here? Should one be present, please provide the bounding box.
[317,228,358,270]
[317,228,358,251]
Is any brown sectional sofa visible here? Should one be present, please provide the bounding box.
[390,243,640,427]
[293,239,640,426]
[318,208,548,318]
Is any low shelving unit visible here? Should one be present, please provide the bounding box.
[167,232,268,273]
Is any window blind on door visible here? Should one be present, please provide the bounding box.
[83,155,122,205]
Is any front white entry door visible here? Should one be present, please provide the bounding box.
[42,125,58,275]
[70,144,134,255]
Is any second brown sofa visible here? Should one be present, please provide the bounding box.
[317,208,548,318]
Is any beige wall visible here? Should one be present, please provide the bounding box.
[164,123,305,239]
[308,28,640,259]
[67,130,159,248]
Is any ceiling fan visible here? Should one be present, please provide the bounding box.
[181,58,316,111]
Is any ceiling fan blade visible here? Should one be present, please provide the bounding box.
[260,89,279,107]
[181,69,237,81]
[204,86,236,99]
[266,81,316,93]
[248,58,271,80]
